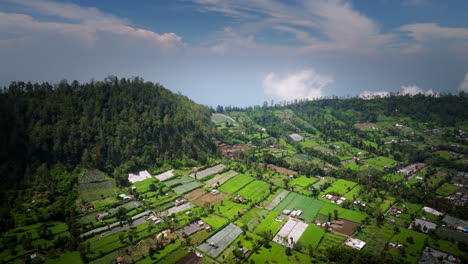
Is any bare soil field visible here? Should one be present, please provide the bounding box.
[176,252,202,264]
[267,164,298,176]
[330,219,360,235]
[354,123,377,131]
[194,192,228,206]
[184,188,206,201]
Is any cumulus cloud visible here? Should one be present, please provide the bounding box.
[459,73,468,92]
[400,85,436,96]
[263,69,333,101]
[359,91,391,99]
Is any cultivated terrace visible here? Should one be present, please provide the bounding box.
[0,79,467,264]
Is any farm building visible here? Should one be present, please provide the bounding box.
[442,215,468,229]
[289,133,304,141]
[118,194,131,200]
[97,212,109,220]
[409,218,437,233]
[128,170,152,183]
[422,206,443,216]
[345,238,366,250]
[174,197,187,206]
[398,163,425,176]
[81,203,94,212]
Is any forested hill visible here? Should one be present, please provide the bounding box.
[0,77,218,189]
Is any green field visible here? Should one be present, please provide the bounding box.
[201,214,229,230]
[300,139,320,148]
[172,181,203,194]
[317,231,347,250]
[163,176,194,187]
[45,251,83,264]
[213,199,250,220]
[319,203,368,223]
[298,225,325,249]
[383,172,405,182]
[389,228,427,263]
[343,185,362,200]
[273,192,324,222]
[248,240,312,264]
[312,179,328,190]
[0,222,70,262]
[237,180,270,203]
[290,176,318,187]
[436,183,459,196]
[218,174,254,194]
[363,156,397,171]
[321,179,357,196]
[253,210,284,236]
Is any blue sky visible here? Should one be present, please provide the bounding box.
[1,0,468,106]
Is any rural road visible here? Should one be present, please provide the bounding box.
[80,210,150,238]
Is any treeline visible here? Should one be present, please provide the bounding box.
[0,77,218,191]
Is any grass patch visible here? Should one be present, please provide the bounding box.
[321,179,357,196]
[201,215,229,230]
[436,183,459,196]
[298,225,325,249]
[237,180,270,203]
[46,251,83,264]
[248,241,311,264]
[319,203,368,223]
[218,174,254,194]
[290,176,318,187]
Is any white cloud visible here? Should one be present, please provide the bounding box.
[400,23,468,42]
[0,0,182,48]
[459,73,468,92]
[359,91,391,99]
[191,0,396,54]
[263,69,333,101]
[400,85,436,96]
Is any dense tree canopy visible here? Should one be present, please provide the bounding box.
[0,77,218,190]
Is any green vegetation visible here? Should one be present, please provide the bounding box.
[436,183,459,196]
[319,203,368,223]
[298,225,325,249]
[218,174,254,194]
[1,81,468,263]
[273,192,324,222]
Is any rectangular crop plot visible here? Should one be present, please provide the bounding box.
[237,180,270,203]
[298,225,325,249]
[82,169,106,182]
[312,179,328,190]
[317,231,347,250]
[321,179,357,196]
[172,181,203,194]
[190,164,226,179]
[272,219,309,248]
[363,156,397,171]
[290,176,318,187]
[273,192,324,222]
[155,169,174,181]
[197,223,243,257]
[319,203,368,223]
[194,192,228,207]
[218,174,254,194]
[163,176,195,187]
[160,202,194,216]
[204,170,238,188]
[265,190,289,210]
[78,181,114,192]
